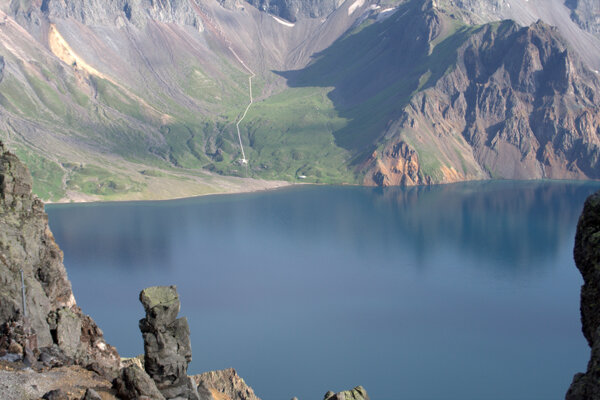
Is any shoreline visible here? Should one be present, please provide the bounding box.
[43,176,600,205]
[45,178,296,205]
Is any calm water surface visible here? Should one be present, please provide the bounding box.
[46,181,600,400]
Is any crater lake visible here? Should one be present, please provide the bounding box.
[46,181,600,400]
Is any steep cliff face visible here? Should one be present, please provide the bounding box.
[364,19,600,186]
[566,191,600,400]
[0,141,119,376]
[4,0,202,30]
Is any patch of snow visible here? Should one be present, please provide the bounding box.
[376,7,397,22]
[271,15,295,27]
[348,0,365,15]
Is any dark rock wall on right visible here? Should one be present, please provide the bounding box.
[567,191,600,400]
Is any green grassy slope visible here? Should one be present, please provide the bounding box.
[260,0,476,174]
[0,0,492,200]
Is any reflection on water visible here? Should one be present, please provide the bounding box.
[374,181,593,274]
[47,181,600,400]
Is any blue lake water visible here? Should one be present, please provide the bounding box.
[46,181,600,400]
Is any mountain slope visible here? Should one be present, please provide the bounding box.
[0,0,376,200]
[565,0,600,38]
[363,18,600,185]
[0,0,597,199]
[273,1,600,185]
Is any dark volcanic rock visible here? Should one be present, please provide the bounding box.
[575,192,600,348]
[323,386,370,400]
[0,142,119,376]
[567,191,600,400]
[38,344,73,368]
[139,285,200,400]
[81,388,102,400]
[42,388,68,400]
[114,364,166,400]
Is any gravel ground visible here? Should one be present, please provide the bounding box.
[0,361,115,400]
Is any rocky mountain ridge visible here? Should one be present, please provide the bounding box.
[364,16,600,185]
[6,0,202,33]
[243,0,344,22]
[0,0,597,199]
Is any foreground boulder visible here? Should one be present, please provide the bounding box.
[566,191,600,399]
[0,141,119,376]
[113,364,165,400]
[139,285,200,400]
[193,368,261,400]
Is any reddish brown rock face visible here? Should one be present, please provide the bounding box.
[365,142,431,187]
[364,16,600,187]
[193,368,262,400]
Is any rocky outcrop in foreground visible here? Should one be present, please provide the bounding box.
[323,386,370,400]
[0,141,119,376]
[0,145,368,400]
[194,368,261,400]
[139,285,200,400]
[114,285,202,400]
[566,191,600,399]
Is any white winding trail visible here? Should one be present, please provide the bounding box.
[228,46,255,164]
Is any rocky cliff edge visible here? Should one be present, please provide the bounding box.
[567,190,600,399]
[0,140,120,377]
[0,143,369,400]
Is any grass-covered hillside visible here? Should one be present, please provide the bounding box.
[0,0,598,201]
